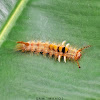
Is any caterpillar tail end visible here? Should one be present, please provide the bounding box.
[17,41,29,46]
[16,41,24,51]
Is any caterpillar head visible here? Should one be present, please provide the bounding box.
[75,51,82,61]
[75,45,91,68]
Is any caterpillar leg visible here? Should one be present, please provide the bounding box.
[43,52,46,57]
[76,60,81,68]
[22,50,25,52]
[49,53,53,58]
[35,52,39,55]
[54,52,58,60]
[54,55,58,60]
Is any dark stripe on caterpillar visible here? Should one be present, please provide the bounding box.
[62,47,65,53]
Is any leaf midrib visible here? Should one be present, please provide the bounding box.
[0,0,29,47]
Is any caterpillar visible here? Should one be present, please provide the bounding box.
[16,40,91,68]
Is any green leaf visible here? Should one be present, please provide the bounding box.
[0,0,100,100]
[0,0,17,31]
[0,0,28,46]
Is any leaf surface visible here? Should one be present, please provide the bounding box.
[0,0,100,100]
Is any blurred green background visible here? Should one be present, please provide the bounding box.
[0,0,100,100]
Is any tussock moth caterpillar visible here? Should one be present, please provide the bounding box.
[16,40,91,68]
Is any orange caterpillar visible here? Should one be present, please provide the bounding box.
[16,40,91,68]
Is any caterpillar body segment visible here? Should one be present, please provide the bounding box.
[16,40,91,68]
